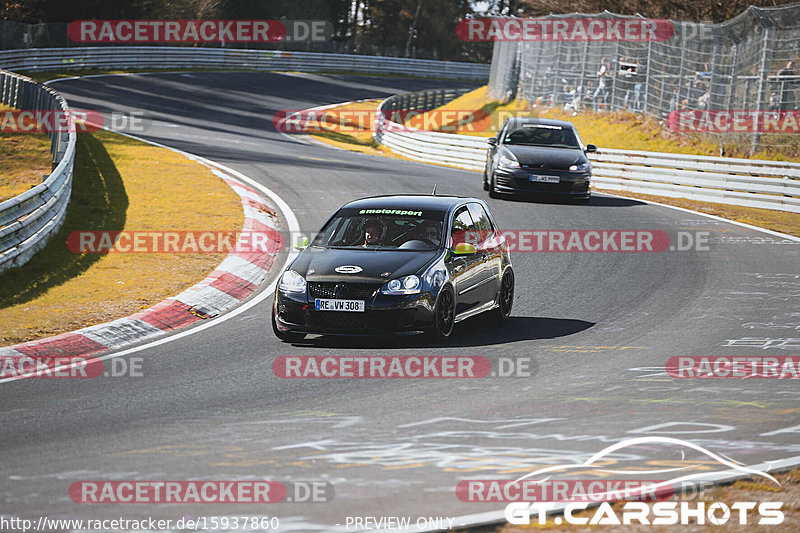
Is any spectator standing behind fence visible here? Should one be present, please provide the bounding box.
[633,77,643,112]
[668,86,679,113]
[560,80,572,107]
[688,80,706,109]
[619,57,641,111]
[776,60,797,111]
[694,63,712,109]
[593,57,610,112]
[568,84,583,114]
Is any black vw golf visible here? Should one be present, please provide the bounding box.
[484,117,596,201]
[272,195,514,341]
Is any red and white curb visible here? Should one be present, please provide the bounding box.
[0,166,283,360]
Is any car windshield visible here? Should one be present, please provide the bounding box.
[312,208,446,251]
[503,124,581,149]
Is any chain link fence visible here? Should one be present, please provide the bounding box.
[488,4,800,156]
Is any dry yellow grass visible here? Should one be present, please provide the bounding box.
[0,129,243,345]
[418,86,726,156]
[312,99,381,145]
[0,104,53,201]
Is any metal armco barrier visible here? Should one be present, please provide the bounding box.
[374,89,800,214]
[0,69,75,273]
[0,47,490,80]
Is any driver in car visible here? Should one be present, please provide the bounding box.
[362,219,383,246]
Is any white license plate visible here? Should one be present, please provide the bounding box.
[530,174,560,183]
[315,299,365,312]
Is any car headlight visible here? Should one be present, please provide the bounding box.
[569,163,589,172]
[279,270,307,293]
[381,275,421,295]
[498,154,520,168]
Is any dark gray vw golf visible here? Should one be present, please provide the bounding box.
[484,117,596,201]
[272,195,514,342]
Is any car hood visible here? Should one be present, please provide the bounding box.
[291,247,439,283]
[502,145,587,168]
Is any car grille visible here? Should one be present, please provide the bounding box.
[308,282,381,300]
[497,175,575,192]
[520,163,571,171]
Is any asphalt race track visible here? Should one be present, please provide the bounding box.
[1,72,799,531]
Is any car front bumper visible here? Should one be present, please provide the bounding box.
[495,168,591,199]
[274,287,437,336]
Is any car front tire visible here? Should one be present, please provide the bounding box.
[427,285,456,340]
[493,269,514,322]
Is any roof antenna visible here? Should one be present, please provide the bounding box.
[431,184,437,196]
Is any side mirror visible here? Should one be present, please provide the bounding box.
[487,137,497,146]
[453,242,477,255]
[585,144,597,153]
[293,234,309,250]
